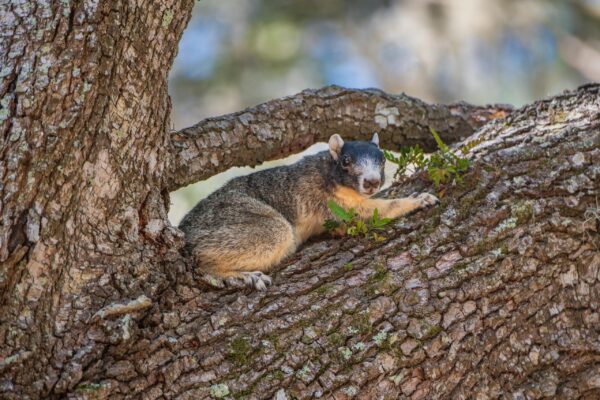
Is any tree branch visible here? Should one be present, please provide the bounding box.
[166,85,511,191]
[82,84,599,400]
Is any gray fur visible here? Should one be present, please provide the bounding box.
[180,151,333,240]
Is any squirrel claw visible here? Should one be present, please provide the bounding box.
[416,192,439,208]
[242,271,272,291]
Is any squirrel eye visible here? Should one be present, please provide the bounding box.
[341,155,351,167]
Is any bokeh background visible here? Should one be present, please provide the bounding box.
[168,0,600,224]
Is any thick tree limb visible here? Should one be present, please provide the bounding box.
[166,85,511,191]
[48,84,595,400]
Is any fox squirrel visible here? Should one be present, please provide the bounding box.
[179,133,439,290]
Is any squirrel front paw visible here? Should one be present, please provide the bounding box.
[411,192,439,209]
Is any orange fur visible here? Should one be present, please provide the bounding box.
[295,210,326,242]
[333,185,424,219]
[207,229,296,277]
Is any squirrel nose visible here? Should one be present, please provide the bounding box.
[363,178,380,190]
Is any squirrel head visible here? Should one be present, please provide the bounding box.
[329,133,385,196]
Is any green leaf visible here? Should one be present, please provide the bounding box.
[327,200,354,222]
[459,137,484,155]
[325,202,398,242]
[383,149,399,163]
[384,146,427,178]
[455,157,471,171]
[371,232,387,242]
[428,167,449,188]
[383,128,473,191]
[355,220,368,236]
[369,208,392,229]
[323,219,340,231]
[430,127,449,152]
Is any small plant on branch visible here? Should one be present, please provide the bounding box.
[384,128,482,188]
[323,200,392,241]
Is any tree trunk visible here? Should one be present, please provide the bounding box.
[1,2,599,400]
[0,0,194,397]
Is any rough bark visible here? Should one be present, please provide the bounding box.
[0,0,194,397]
[167,87,511,191]
[73,85,599,400]
[0,2,599,400]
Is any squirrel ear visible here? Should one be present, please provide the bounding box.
[371,132,379,147]
[329,134,344,160]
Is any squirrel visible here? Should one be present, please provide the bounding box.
[179,133,439,290]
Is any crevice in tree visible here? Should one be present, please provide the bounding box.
[7,209,31,254]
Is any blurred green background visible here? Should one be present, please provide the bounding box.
[168,0,600,224]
